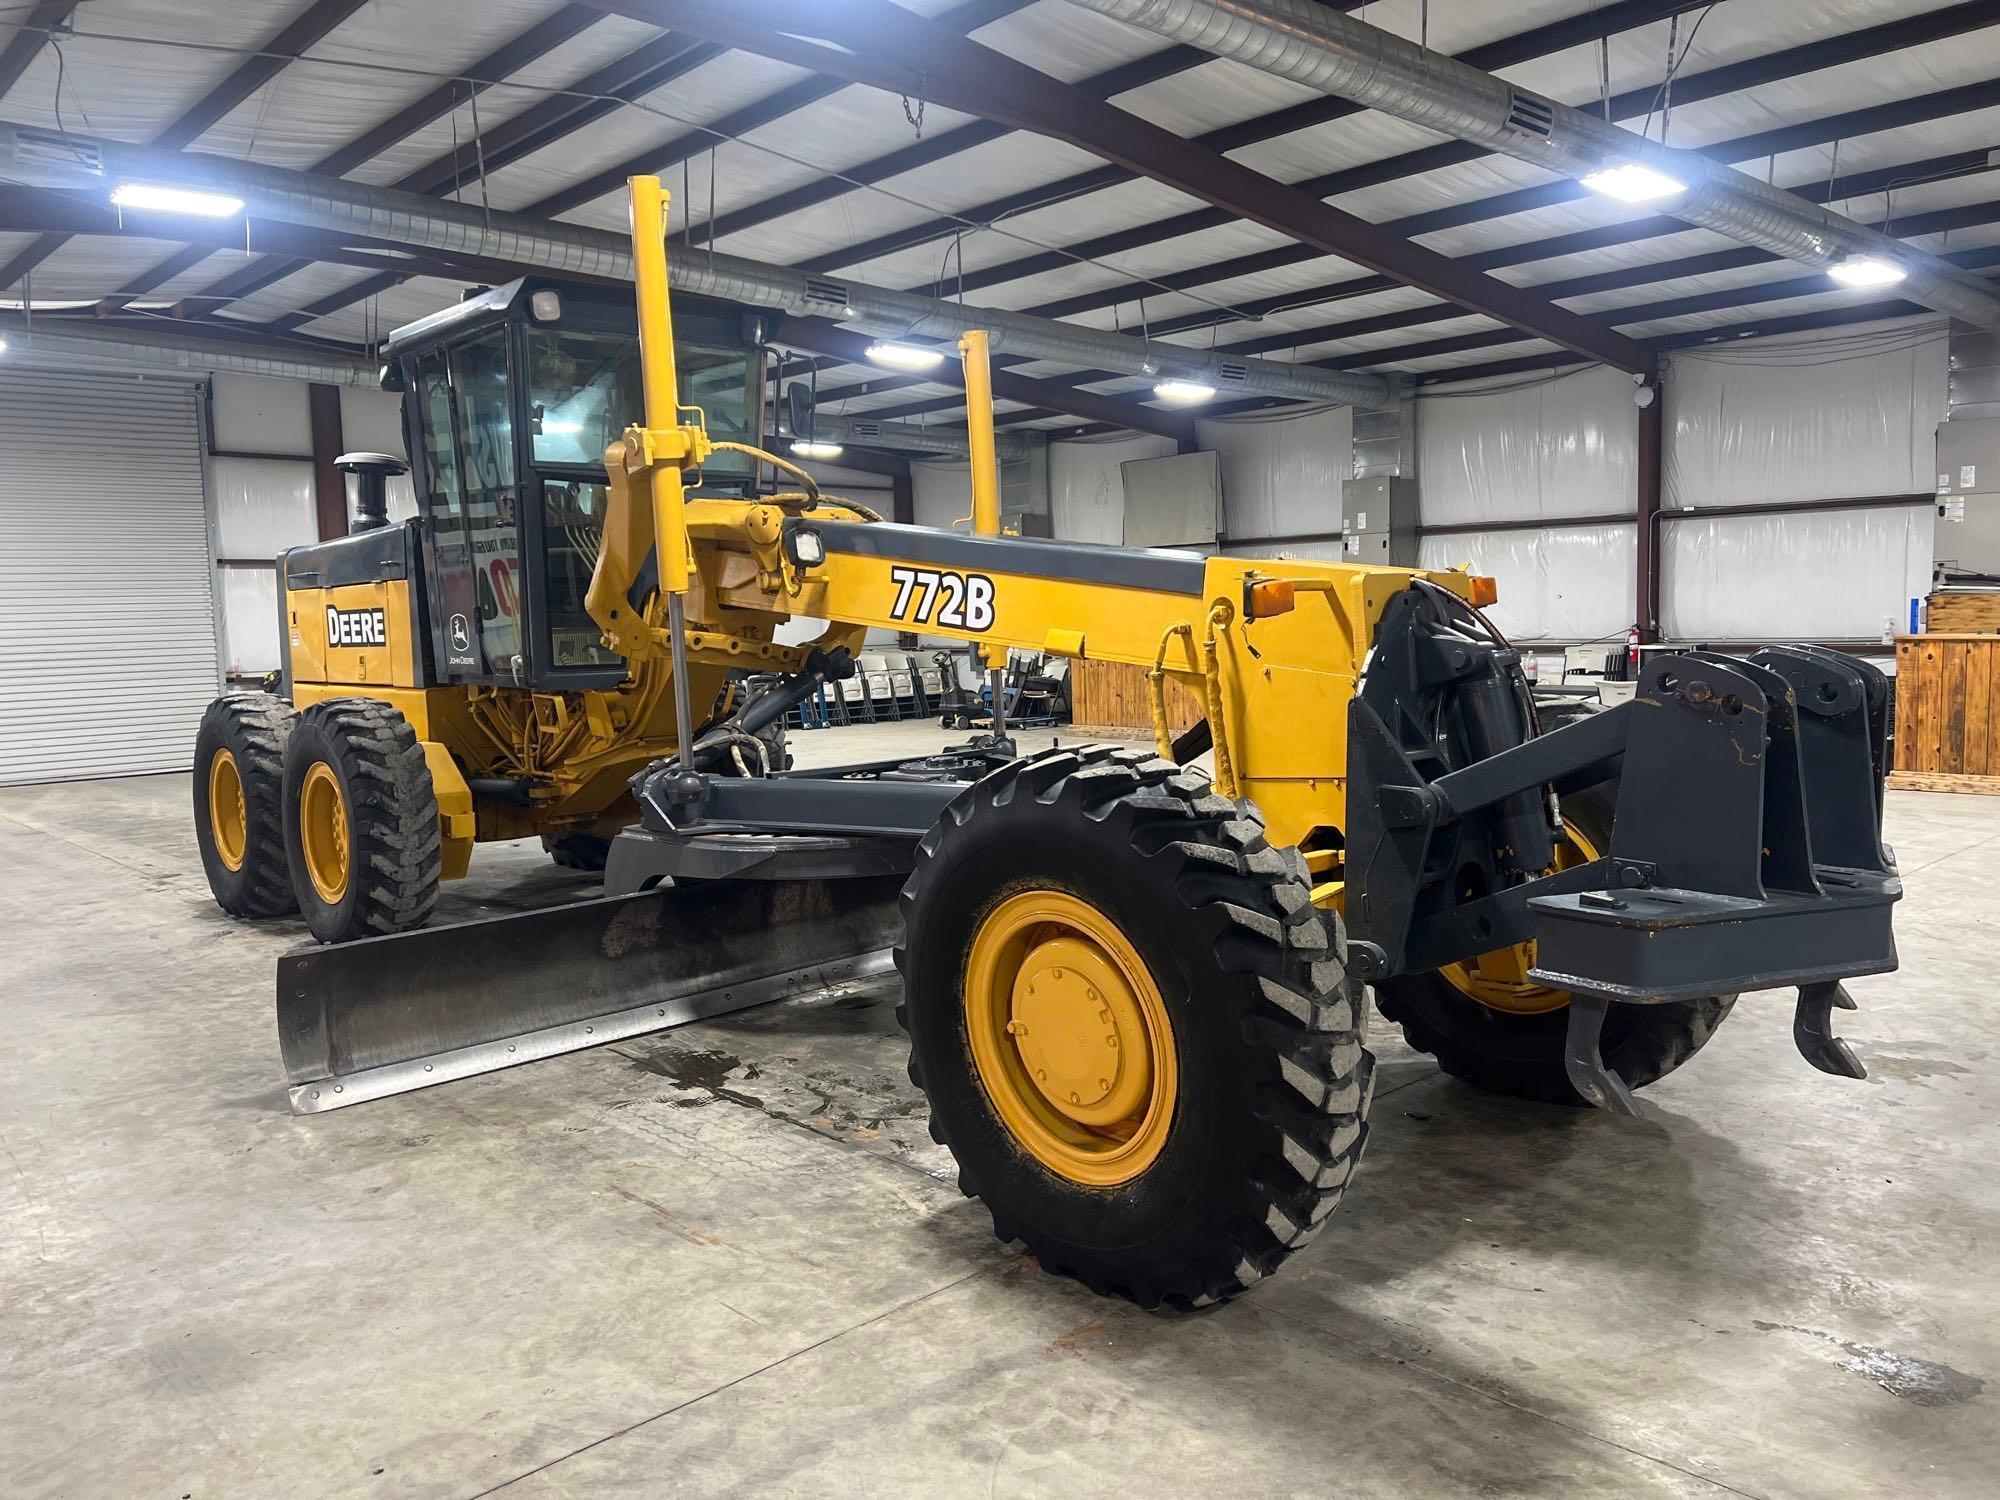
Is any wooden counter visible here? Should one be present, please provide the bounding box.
[1890,634,2000,794]
[1068,658,1203,742]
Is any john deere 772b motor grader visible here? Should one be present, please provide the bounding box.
[193,177,1900,1309]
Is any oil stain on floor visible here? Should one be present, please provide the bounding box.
[1754,1321,1985,1406]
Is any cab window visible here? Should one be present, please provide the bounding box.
[450,330,523,675]
[526,326,755,475]
[416,353,462,518]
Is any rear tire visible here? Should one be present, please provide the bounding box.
[1374,783,1736,1105]
[193,693,298,918]
[282,699,441,944]
[897,745,1372,1309]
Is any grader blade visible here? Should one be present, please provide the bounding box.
[277,876,902,1114]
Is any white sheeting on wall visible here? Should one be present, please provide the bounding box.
[211,457,315,561]
[1663,318,1948,509]
[209,372,311,455]
[1660,318,1949,641]
[1419,367,1639,525]
[1419,524,1636,644]
[911,460,974,533]
[339,386,416,519]
[220,568,282,679]
[1121,451,1223,548]
[1049,434,1175,544]
[1197,405,1351,541]
[1662,505,1933,643]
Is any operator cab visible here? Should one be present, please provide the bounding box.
[381,276,767,692]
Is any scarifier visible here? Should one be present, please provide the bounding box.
[194,177,1900,1309]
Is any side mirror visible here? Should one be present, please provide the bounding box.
[785,381,815,440]
[378,361,406,394]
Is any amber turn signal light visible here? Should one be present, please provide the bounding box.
[1246,578,1296,618]
[1467,575,1499,608]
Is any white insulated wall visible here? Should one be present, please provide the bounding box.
[1042,410,1353,551]
[209,375,411,677]
[1660,319,1944,642]
[1420,321,1948,644]
[1417,366,1638,643]
[1201,405,1351,546]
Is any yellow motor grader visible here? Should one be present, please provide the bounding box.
[193,177,1899,1309]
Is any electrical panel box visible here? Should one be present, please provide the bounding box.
[1341,476,1419,565]
[1343,531,1396,564]
[1937,416,2000,500]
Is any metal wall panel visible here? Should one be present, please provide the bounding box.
[1199,405,1351,543]
[1419,523,1637,645]
[209,372,312,456]
[1419,367,1639,525]
[0,369,217,784]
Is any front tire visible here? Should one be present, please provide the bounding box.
[193,693,298,918]
[1374,783,1736,1105]
[897,745,1372,1309]
[282,699,441,944]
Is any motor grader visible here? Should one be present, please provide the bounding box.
[193,176,1899,1309]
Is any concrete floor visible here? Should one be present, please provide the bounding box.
[2,719,1996,1498]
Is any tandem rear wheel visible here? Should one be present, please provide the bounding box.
[280,699,442,945]
[193,693,300,919]
[897,745,1373,1310]
[1373,781,1737,1106]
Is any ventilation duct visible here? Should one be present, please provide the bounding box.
[0,123,1395,410]
[1064,0,2000,330]
[786,410,1029,462]
[0,313,379,385]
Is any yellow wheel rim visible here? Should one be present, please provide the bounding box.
[299,761,351,905]
[1443,817,1605,1014]
[208,749,248,873]
[964,888,1178,1187]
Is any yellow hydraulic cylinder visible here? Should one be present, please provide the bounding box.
[958,329,1002,539]
[628,174,695,594]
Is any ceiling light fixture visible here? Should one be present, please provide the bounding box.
[1153,378,1216,405]
[110,182,246,218]
[1826,254,1907,289]
[864,341,945,372]
[790,438,845,460]
[1578,162,1687,204]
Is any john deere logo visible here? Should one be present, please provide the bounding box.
[326,606,387,648]
[449,613,471,652]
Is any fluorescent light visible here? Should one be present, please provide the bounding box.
[0,336,7,355]
[790,438,845,460]
[111,182,245,218]
[1827,254,1907,288]
[864,341,945,372]
[1578,162,1686,204]
[1152,378,1216,405]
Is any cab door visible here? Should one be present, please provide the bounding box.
[410,328,526,684]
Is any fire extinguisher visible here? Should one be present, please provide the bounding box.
[1625,625,1642,679]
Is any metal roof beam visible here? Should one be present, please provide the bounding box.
[797,0,1717,278]
[588,0,1649,372]
[257,0,1033,336]
[0,2,76,102]
[165,12,703,315]
[774,317,1196,443]
[0,186,573,287]
[819,75,2000,416]
[802,5,2000,414]
[0,0,371,293]
[103,5,614,311]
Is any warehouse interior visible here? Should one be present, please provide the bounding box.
[2,1,1998,1495]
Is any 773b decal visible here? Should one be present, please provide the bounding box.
[888,566,996,631]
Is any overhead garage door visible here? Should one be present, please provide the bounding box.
[0,368,218,785]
